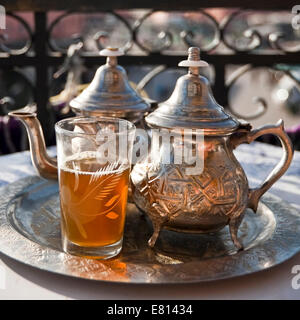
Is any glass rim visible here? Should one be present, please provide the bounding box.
[55,116,136,137]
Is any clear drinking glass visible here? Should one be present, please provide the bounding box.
[55,117,135,259]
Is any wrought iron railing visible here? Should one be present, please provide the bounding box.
[0,1,300,153]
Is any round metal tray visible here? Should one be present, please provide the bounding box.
[0,176,300,283]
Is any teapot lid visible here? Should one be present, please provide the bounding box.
[146,47,239,134]
[70,47,150,121]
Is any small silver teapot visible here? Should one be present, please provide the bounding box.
[130,47,294,250]
[9,47,150,179]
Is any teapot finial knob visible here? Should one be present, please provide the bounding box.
[178,47,208,75]
[188,47,200,61]
[99,47,124,67]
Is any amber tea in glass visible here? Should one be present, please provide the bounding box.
[55,117,135,259]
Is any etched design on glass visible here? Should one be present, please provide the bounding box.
[59,155,130,245]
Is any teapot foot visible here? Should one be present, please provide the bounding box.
[148,236,158,248]
[148,222,163,248]
[229,213,245,251]
[148,215,167,248]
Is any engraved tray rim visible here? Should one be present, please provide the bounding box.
[0,175,300,284]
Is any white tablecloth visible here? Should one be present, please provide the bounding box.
[0,142,300,299]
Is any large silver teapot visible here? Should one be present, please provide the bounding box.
[130,47,293,250]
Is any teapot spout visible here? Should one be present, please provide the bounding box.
[8,110,58,179]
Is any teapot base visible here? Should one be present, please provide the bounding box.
[133,195,245,250]
[135,203,230,234]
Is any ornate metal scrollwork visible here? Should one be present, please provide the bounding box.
[220,10,263,53]
[136,65,167,95]
[226,65,268,119]
[268,32,300,53]
[0,69,34,154]
[48,11,133,54]
[226,63,300,120]
[179,10,221,52]
[92,11,133,53]
[47,9,300,55]
[1,7,300,155]
[45,9,300,123]
[220,10,300,53]
[133,10,221,53]
[132,10,172,53]
[0,12,32,55]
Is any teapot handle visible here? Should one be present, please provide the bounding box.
[230,119,293,212]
